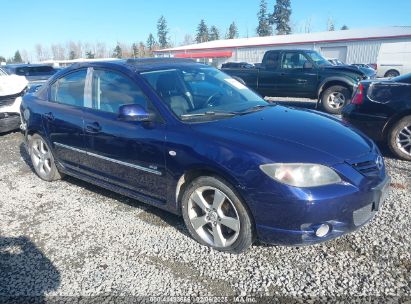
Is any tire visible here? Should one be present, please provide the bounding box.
[321,85,351,115]
[181,176,254,253]
[384,70,400,78]
[388,116,411,161]
[29,134,63,181]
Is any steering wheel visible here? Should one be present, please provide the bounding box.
[206,92,223,107]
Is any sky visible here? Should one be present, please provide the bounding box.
[1,0,411,59]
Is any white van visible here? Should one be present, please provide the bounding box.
[377,42,411,77]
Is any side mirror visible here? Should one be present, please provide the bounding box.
[304,62,314,69]
[118,104,154,122]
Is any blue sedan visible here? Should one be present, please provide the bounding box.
[20,59,390,253]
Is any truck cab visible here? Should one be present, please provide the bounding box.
[222,49,366,114]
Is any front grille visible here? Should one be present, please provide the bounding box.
[0,90,24,107]
[0,96,17,107]
[351,160,380,177]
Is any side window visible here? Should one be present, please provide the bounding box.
[281,52,310,69]
[91,69,149,114]
[50,69,87,107]
[264,52,280,69]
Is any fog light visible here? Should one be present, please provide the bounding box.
[315,224,330,237]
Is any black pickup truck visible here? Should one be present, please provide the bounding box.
[222,49,368,114]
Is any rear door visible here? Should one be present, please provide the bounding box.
[277,51,318,97]
[44,69,88,169]
[257,51,282,97]
[80,68,167,201]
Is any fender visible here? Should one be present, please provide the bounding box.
[316,77,357,108]
[317,77,357,98]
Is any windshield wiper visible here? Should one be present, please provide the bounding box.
[236,103,277,115]
[180,111,237,120]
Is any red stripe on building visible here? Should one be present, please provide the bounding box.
[174,51,233,58]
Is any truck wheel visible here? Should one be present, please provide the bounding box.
[181,176,254,254]
[321,85,351,115]
[388,116,411,161]
[384,70,400,78]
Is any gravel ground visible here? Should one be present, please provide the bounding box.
[0,131,410,301]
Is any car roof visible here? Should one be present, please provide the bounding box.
[66,58,207,73]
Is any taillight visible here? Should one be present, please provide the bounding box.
[351,84,364,105]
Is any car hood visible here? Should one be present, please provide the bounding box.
[322,65,365,76]
[0,75,28,97]
[191,106,374,165]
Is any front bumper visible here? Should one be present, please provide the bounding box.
[250,173,390,246]
[0,113,21,133]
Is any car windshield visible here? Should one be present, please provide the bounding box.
[308,51,332,66]
[0,67,8,76]
[141,67,268,121]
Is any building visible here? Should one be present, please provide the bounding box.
[154,26,411,67]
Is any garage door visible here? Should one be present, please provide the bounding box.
[320,46,348,63]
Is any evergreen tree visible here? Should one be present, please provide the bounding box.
[85,51,95,59]
[209,26,220,41]
[112,44,122,59]
[341,25,349,30]
[132,43,139,58]
[196,19,209,43]
[139,42,147,57]
[13,50,23,63]
[327,17,335,31]
[157,16,169,48]
[147,33,157,51]
[69,51,76,60]
[256,0,272,37]
[270,0,292,35]
[0,56,5,63]
[227,22,239,39]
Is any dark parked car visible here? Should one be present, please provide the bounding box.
[221,62,254,69]
[342,73,411,161]
[222,49,367,114]
[21,59,390,253]
[4,64,58,85]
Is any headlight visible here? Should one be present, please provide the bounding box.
[260,163,342,187]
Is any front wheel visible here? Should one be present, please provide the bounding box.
[181,176,254,253]
[388,116,411,161]
[29,134,63,181]
[321,85,351,114]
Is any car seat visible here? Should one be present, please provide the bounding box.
[156,74,190,116]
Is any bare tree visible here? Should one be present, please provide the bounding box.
[35,44,50,61]
[181,34,194,46]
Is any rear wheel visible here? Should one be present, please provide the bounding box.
[181,176,254,253]
[29,134,62,181]
[384,70,400,78]
[388,116,411,161]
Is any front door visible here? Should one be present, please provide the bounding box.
[43,69,87,169]
[277,51,318,98]
[80,68,167,201]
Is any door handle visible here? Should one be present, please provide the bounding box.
[85,122,102,134]
[43,112,55,121]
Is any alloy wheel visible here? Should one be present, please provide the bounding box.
[396,124,411,156]
[327,92,346,109]
[31,138,53,179]
[187,186,240,248]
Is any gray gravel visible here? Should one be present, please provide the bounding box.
[0,131,410,300]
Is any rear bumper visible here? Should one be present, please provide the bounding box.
[0,113,21,133]
[254,175,390,246]
[341,104,388,142]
